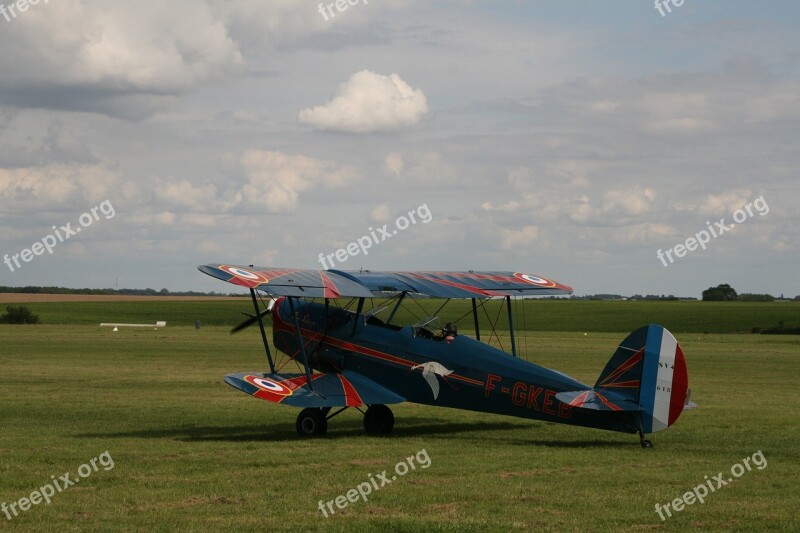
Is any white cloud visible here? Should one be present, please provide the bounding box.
[229,150,361,213]
[371,204,391,223]
[385,151,458,185]
[0,0,244,116]
[154,180,218,211]
[384,153,404,176]
[696,190,753,215]
[569,195,594,223]
[616,223,678,244]
[298,70,429,133]
[500,225,539,250]
[0,163,124,212]
[481,200,521,213]
[601,186,656,216]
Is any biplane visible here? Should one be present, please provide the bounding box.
[199,265,694,446]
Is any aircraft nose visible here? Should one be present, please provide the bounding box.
[271,297,286,322]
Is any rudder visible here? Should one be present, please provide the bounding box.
[595,325,689,433]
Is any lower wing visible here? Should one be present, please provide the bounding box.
[224,371,405,408]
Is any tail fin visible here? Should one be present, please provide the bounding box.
[557,325,690,433]
[597,325,689,433]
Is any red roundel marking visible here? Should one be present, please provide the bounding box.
[245,375,293,403]
[220,265,269,285]
[514,272,557,287]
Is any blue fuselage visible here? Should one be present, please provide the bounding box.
[272,298,639,434]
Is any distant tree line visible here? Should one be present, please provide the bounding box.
[701,284,798,302]
[0,286,244,297]
[568,294,696,301]
[0,305,39,324]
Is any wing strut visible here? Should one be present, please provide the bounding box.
[287,297,315,392]
[351,297,365,336]
[250,288,276,373]
[387,291,407,325]
[506,295,517,357]
[471,298,481,341]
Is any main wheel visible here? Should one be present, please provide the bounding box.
[363,404,394,434]
[296,408,328,436]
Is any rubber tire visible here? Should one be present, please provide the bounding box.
[363,404,394,434]
[296,408,328,436]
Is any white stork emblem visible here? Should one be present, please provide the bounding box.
[411,362,454,400]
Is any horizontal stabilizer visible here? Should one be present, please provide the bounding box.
[224,371,405,408]
[556,390,641,412]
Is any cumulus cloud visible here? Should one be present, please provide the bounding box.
[298,70,428,133]
[154,180,218,211]
[371,204,392,223]
[383,151,457,184]
[601,186,656,216]
[500,225,539,250]
[384,153,404,176]
[0,163,124,212]
[0,120,98,168]
[481,200,521,213]
[0,146,360,226]
[696,190,754,215]
[227,150,361,213]
[0,0,244,117]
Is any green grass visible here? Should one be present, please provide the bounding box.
[8,299,800,333]
[1,320,798,531]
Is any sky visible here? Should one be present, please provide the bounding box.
[0,0,798,297]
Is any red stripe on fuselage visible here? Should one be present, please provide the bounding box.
[272,302,484,387]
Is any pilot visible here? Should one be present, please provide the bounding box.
[442,322,458,344]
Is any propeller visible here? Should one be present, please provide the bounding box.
[230,298,276,334]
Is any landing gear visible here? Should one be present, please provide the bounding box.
[295,405,394,436]
[296,408,328,436]
[638,429,653,448]
[363,404,394,434]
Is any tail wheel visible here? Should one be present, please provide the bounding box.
[363,404,394,434]
[296,408,328,436]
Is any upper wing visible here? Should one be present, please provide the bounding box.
[198,265,374,298]
[336,270,573,298]
[199,264,572,298]
[224,371,405,408]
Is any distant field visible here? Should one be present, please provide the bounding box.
[0,293,245,303]
[0,325,797,531]
[2,295,799,333]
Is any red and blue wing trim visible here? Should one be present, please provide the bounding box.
[224,371,405,408]
[198,265,573,299]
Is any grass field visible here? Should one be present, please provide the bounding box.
[4,297,800,333]
[1,301,799,531]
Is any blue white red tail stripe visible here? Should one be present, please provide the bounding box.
[639,325,687,433]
